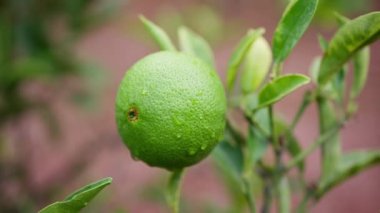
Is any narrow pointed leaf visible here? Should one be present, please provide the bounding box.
[39,177,112,213]
[333,12,350,26]
[212,140,244,184]
[318,12,380,85]
[226,28,265,90]
[317,151,380,198]
[258,74,310,108]
[178,26,215,68]
[272,0,319,63]
[317,98,341,181]
[317,35,328,51]
[140,15,176,51]
[351,47,370,98]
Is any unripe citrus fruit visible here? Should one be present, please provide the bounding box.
[115,51,226,170]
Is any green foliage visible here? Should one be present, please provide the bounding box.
[178,26,215,68]
[318,12,380,85]
[226,29,265,91]
[140,15,177,51]
[317,151,380,198]
[39,178,112,213]
[273,0,319,63]
[132,5,380,213]
[258,74,310,108]
[351,47,370,99]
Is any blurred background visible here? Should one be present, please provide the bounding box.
[0,0,379,212]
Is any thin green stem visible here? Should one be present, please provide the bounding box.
[167,168,185,213]
[243,177,256,213]
[242,144,257,213]
[268,106,280,150]
[261,179,272,213]
[289,91,314,131]
[285,125,342,172]
[245,114,271,140]
[271,62,283,79]
[296,188,314,213]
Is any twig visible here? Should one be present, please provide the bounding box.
[167,168,185,213]
[285,125,342,172]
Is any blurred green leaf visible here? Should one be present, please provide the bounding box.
[247,125,269,163]
[333,12,350,26]
[212,138,246,212]
[226,28,265,91]
[258,74,310,108]
[317,151,380,198]
[277,177,291,213]
[318,12,380,85]
[140,15,176,51]
[39,177,112,213]
[241,36,272,94]
[309,56,321,84]
[213,139,244,181]
[351,46,370,99]
[317,35,328,51]
[273,0,319,63]
[178,26,214,68]
[317,98,341,181]
[331,13,371,100]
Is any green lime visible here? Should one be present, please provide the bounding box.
[115,51,226,170]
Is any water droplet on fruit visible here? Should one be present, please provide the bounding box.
[200,144,207,150]
[176,134,182,139]
[211,132,216,139]
[188,148,197,156]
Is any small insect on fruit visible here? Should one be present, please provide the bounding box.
[115,51,227,170]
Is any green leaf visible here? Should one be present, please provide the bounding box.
[258,74,310,108]
[140,15,176,51]
[331,66,348,103]
[240,36,272,94]
[272,0,319,63]
[213,140,244,181]
[317,151,380,198]
[226,28,265,91]
[317,98,341,181]
[178,26,215,68]
[333,12,350,26]
[317,35,328,51]
[39,177,112,213]
[318,12,380,85]
[247,124,269,163]
[309,56,321,83]
[351,47,370,99]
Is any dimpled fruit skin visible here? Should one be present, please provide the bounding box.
[115,51,226,170]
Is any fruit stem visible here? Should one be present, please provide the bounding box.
[167,168,185,213]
